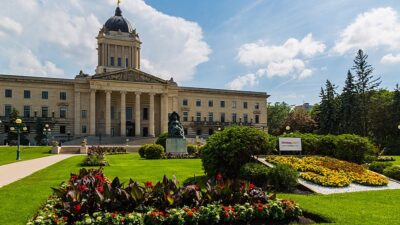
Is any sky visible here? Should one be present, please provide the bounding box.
[0,0,400,105]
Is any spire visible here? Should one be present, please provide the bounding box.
[115,0,122,16]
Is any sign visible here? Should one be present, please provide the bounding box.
[279,138,302,152]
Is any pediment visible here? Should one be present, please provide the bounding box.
[92,69,168,84]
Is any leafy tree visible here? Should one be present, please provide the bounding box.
[352,49,381,136]
[319,80,339,134]
[339,70,360,134]
[267,102,291,135]
[34,118,47,146]
[310,103,321,127]
[385,84,400,154]
[5,108,29,145]
[282,107,317,133]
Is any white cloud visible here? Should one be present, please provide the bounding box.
[0,17,23,37]
[334,7,400,54]
[226,73,259,90]
[381,53,400,64]
[266,59,306,77]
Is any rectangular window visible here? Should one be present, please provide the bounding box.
[196,112,201,122]
[4,105,12,117]
[60,107,67,118]
[42,107,49,118]
[60,125,66,134]
[110,57,115,66]
[208,112,213,122]
[126,58,129,67]
[220,112,225,123]
[118,57,122,66]
[232,113,237,123]
[183,111,189,122]
[243,113,249,123]
[220,101,225,108]
[42,91,48,99]
[81,110,87,119]
[60,92,66,100]
[5,89,12,98]
[208,100,213,107]
[111,106,115,119]
[255,115,260,124]
[24,90,31,99]
[255,103,260,110]
[184,128,188,136]
[243,102,248,109]
[196,129,202,136]
[232,101,237,109]
[182,99,188,106]
[126,107,133,121]
[24,105,31,118]
[196,99,201,107]
[82,125,87,134]
[143,108,148,120]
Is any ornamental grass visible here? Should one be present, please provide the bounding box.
[266,156,388,187]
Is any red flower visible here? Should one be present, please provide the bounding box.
[70,175,78,182]
[249,183,255,190]
[73,203,81,213]
[187,211,193,217]
[78,185,88,192]
[63,216,68,221]
[53,219,59,224]
[96,186,104,193]
[224,212,230,217]
[112,212,116,218]
[145,181,153,188]
[216,173,223,181]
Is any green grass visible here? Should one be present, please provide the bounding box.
[389,155,400,165]
[0,146,52,166]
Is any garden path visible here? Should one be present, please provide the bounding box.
[0,154,76,188]
[255,157,400,195]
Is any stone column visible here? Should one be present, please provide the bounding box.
[90,90,96,135]
[120,91,126,136]
[105,90,112,136]
[74,91,81,136]
[161,93,169,133]
[135,92,141,137]
[172,96,178,112]
[149,93,155,137]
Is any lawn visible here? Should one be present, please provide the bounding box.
[389,155,400,165]
[0,146,52,166]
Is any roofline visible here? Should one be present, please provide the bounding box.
[179,86,269,98]
[0,74,75,83]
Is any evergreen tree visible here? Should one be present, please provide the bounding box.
[319,80,339,134]
[339,70,360,134]
[34,118,47,146]
[352,49,381,136]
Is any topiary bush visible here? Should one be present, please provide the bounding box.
[369,161,393,174]
[187,144,198,155]
[201,126,269,179]
[138,145,147,158]
[239,163,270,187]
[144,144,165,159]
[155,132,168,150]
[383,165,400,180]
[267,164,298,192]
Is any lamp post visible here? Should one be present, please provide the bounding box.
[10,118,27,160]
[43,124,51,146]
[286,125,291,132]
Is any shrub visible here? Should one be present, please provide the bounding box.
[265,135,278,154]
[81,155,108,166]
[383,166,400,180]
[376,156,395,161]
[138,145,147,158]
[187,144,198,155]
[155,132,168,150]
[144,144,165,159]
[201,126,269,179]
[267,164,298,192]
[369,161,393,174]
[239,163,270,187]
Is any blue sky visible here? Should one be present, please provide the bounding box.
[1,0,400,105]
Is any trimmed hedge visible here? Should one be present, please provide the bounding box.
[139,144,165,159]
[267,164,298,192]
[239,163,270,187]
[383,166,400,180]
[369,161,393,174]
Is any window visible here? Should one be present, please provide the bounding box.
[232,101,237,109]
[208,112,213,122]
[118,57,122,66]
[126,107,133,121]
[42,91,48,99]
[60,125,66,134]
[208,100,213,107]
[255,115,260,124]
[143,108,148,120]
[182,99,188,106]
[196,129,202,136]
[232,113,237,123]
[243,102,248,109]
[255,103,260,110]
[126,58,129,67]
[60,107,67,118]
[111,106,115,119]
[110,57,115,66]
[5,89,12,98]
[60,92,66,100]
[183,111,189,122]
[220,101,225,108]
[82,125,87,134]
[220,112,225,123]
[196,112,201,122]
[81,110,87,119]
[24,90,31,99]
[4,105,12,117]
[184,128,188,135]
[196,99,201,107]
[243,114,249,123]
[24,105,31,118]
[42,107,49,118]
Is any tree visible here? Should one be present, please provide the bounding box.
[282,107,317,133]
[339,70,360,134]
[385,84,400,154]
[352,49,381,136]
[5,108,29,145]
[267,102,291,135]
[34,118,47,146]
[319,80,340,134]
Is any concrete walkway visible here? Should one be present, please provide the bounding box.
[0,154,76,188]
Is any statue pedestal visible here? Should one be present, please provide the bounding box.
[166,138,187,154]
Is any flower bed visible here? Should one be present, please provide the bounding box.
[266,156,388,187]
[27,169,302,225]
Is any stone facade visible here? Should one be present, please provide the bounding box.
[0,6,268,145]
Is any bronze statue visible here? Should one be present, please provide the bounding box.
[168,112,185,138]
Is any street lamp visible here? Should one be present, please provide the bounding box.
[286,125,291,131]
[43,124,51,146]
[10,118,27,160]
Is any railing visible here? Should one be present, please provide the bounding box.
[182,121,254,127]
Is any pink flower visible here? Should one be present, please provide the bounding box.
[216,173,223,181]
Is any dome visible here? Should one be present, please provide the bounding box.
[104,7,134,33]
